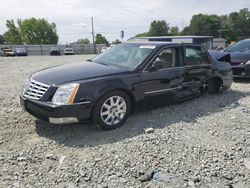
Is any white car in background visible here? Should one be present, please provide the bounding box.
[64,48,75,55]
[101,45,115,53]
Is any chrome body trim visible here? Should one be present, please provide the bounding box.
[144,86,182,95]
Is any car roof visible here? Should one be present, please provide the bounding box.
[125,41,195,47]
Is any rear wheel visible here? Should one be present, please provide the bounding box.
[208,78,223,94]
[92,91,131,130]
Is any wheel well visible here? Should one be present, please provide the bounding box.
[120,89,136,112]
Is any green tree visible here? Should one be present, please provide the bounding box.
[169,26,179,36]
[3,20,22,44]
[95,34,108,44]
[19,18,58,44]
[181,14,220,37]
[149,20,169,36]
[4,18,58,44]
[181,26,191,35]
[112,39,121,44]
[222,8,250,41]
[77,38,90,44]
[0,35,5,44]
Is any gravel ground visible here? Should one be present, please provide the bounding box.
[0,55,250,188]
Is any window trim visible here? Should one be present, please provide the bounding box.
[143,45,182,72]
[183,45,211,66]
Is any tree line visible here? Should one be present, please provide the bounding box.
[136,8,250,42]
[0,8,249,45]
[0,17,119,45]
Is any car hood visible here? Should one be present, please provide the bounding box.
[223,51,250,65]
[210,50,250,66]
[31,61,129,85]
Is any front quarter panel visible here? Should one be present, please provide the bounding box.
[74,74,141,105]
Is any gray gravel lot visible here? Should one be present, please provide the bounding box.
[0,55,250,188]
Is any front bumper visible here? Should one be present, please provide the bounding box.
[20,95,92,124]
[232,64,250,78]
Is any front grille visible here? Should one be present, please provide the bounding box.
[23,79,50,100]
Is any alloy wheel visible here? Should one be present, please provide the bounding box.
[100,96,127,126]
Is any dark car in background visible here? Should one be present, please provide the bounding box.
[20,42,232,130]
[1,47,15,57]
[210,39,250,78]
[15,48,28,56]
[50,47,61,56]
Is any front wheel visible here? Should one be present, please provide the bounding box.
[92,91,131,130]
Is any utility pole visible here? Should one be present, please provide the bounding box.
[91,17,96,54]
[181,18,184,30]
[218,16,223,38]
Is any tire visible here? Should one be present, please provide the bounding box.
[208,78,222,94]
[92,90,131,130]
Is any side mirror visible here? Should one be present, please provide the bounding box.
[149,60,163,71]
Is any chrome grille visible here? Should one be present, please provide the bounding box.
[23,79,50,100]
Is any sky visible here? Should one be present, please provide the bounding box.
[0,0,249,44]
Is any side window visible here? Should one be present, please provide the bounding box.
[155,48,178,69]
[201,47,210,64]
[185,46,209,65]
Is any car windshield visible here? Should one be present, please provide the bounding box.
[225,40,250,52]
[92,43,155,70]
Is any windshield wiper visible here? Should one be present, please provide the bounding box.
[97,62,108,66]
[91,59,109,66]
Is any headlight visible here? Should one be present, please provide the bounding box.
[52,83,79,105]
[22,79,30,95]
[245,60,250,65]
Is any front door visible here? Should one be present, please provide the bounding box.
[134,46,185,108]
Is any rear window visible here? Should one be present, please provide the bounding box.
[185,46,209,65]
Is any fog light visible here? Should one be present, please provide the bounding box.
[49,117,79,124]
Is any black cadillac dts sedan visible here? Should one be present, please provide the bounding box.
[21,42,233,130]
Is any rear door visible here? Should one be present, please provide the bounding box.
[182,45,211,93]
